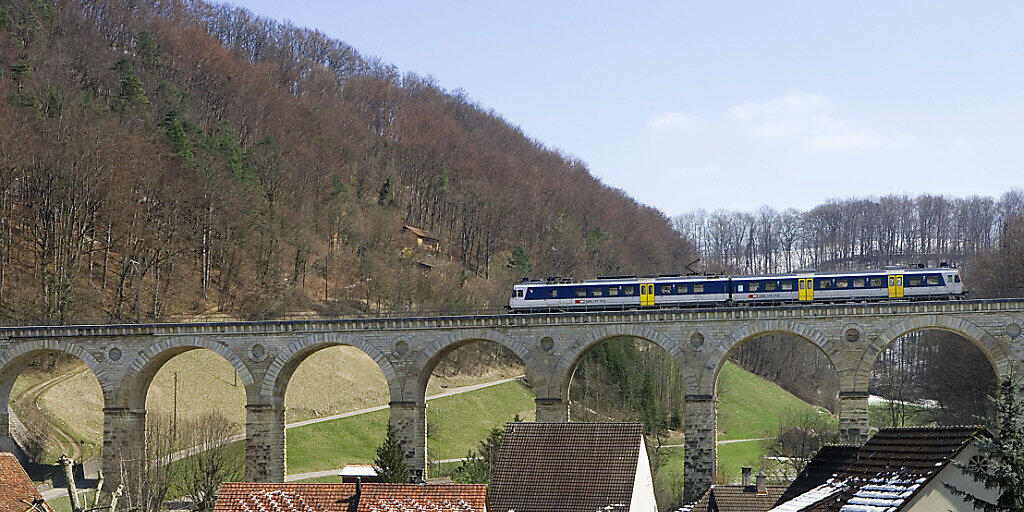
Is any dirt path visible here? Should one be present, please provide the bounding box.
[12,367,89,461]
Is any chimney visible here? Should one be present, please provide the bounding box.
[756,469,767,495]
[741,467,752,487]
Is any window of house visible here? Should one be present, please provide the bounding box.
[781,281,793,291]
[623,286,635,295]
[693,284,704,293]
[765,282,777,291]
[853,278,865,288]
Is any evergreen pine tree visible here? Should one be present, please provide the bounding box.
[374,424,409,483]
[945,373,1024,511]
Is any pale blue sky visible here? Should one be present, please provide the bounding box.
[228,1,1024,214]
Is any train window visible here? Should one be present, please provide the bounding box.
[837,280,849,289]
[853,278,865,288]
[818,280,831,289]
[765,282,777,292]
[551,289,559,298]
[927,275,940,285]
[869,277,882,287]
[736,284,743,292]
[955,275,961,283]
[592,288,603,296]
[781,281,793,291]
[660,285,672,294]
[679,284,689,293]
[576,288,586,297]
[608,287,619,296]
[623,286,635,295]
[749,282,760,292]
[693,284,704,293]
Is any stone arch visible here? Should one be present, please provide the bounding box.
[854,315,1009,390]
[124,336,257,410]
[261,333,400,406]
[411,329,532,403]
[701,320,840,396]
[554,325,694,401]
[0,339,112,408]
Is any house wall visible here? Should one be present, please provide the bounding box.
[630,437,658,512]
[904,443,1001,511]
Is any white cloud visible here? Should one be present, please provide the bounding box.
[648,111,702,131]
[727,92,906,152]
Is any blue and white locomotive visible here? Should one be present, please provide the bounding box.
[508,267,964,311]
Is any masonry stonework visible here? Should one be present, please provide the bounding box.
[683,396,717,503]
[244,403,286,482]
[1,299,1022,500]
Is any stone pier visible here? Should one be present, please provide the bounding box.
[244,403,286,482]
[684,396,717,503]
[389,401,426,480]
[838,391,871,445]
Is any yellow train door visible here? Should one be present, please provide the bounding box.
[799,278,813,301]
[640,283,655,306]
[888,275,904,298]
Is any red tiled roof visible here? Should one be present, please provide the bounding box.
[0,453,46,512]
[488,422,645,512]
[212,482,486,512]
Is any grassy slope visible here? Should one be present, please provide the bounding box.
[282,361,830,481]
[286,379,536,473]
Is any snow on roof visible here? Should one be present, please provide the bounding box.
[838,473,926,512]
[768,479,847,512]
[769,472,927,512]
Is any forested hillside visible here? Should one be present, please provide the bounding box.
[0,0,693,322]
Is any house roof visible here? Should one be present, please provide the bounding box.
[212,482,487,512]
[402,225,440,241]
[0,453,47,512]
[769,426,986,512]
[681,484,787,512]
[488,422,645,512]
[773,445,860,506]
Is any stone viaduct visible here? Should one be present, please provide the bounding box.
[3,298,1024,501]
